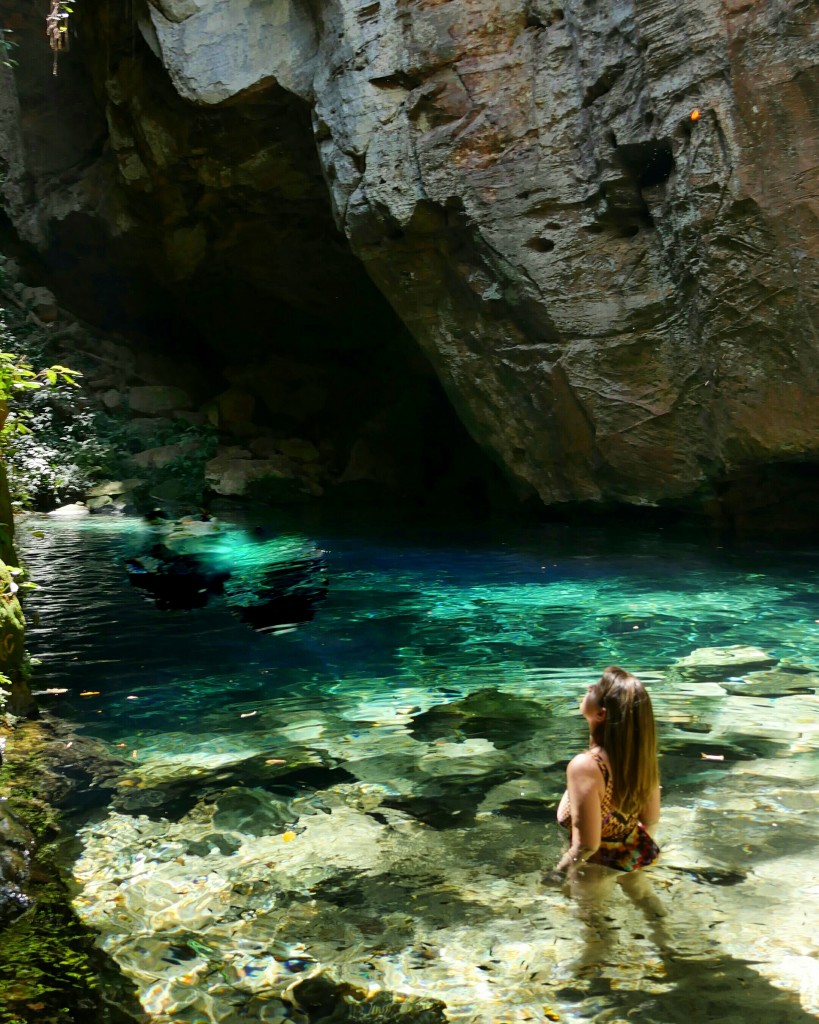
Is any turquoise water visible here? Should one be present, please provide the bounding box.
[18,514,819,1023]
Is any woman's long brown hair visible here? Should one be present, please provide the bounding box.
[589,666,658,816]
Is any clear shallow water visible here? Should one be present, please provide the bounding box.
[17,513,819,1024]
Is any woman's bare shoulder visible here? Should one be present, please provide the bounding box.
[567,751,600,777]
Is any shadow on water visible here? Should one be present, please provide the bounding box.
[550,952,819,1024]
[535,845,818,1021]
[663,953,817,1022]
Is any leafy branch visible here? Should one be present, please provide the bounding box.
[0,349,80,402]
[0,28,17,69]
[0,346,81,459]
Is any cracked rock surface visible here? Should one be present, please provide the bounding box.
[0,0,817,513]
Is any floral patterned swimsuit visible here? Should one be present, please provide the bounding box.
[558,751,660,872]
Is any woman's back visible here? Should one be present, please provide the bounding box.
[558,748,641,840]
[550,667,661,878]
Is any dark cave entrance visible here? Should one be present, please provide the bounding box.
[0,0,515,518]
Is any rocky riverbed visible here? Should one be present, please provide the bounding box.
[61,649,819,1024]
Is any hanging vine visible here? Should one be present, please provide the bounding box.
[46,1,72,76]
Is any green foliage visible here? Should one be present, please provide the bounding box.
[0,728,142,1024]
[2,288,221,507]
[0,564,36,596]
[0,266,221,508]
[0,27,17,69]
[0,745,60,842]
[0,346,80,404]
[0,732,95,1023]
[3,397,124,510]
[0,307,97,510]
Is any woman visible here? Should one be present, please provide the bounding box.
[549,666,661,881]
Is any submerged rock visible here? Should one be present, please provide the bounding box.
[0,720,142,1021]
[283,971,448,1023]
[723,667,819,699]
[409,688,548,749]
[671,646,779,679]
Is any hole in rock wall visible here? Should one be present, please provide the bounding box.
[0,0,514,519]
[525,236,556,252]
[588,137,674,237]
[615,138,675,187]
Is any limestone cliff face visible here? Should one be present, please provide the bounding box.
[303,0,819,507]
[1,0,817,512]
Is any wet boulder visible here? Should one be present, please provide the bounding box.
[0,805,34,925]
[127,385,193,416]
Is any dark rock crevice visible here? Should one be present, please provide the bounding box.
[0,0,515,515]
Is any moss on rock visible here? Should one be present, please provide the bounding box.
[0,559,32,720]
[0,877,101,1024]
[0,721,142,1024]
[0,459,16,565]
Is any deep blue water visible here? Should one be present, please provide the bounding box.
[19,513,819,735]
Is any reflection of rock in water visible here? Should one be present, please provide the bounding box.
[222,545,328,632]
[124,519,328,630]
[124,544,227,610]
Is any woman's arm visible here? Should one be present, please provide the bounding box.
[639,782,661,835]
[552,754,602,875]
